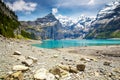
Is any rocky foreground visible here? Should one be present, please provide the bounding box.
[0,36,120,80]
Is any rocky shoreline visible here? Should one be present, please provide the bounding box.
[0,37,120,80]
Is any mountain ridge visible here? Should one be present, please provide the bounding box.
[85,1,120,39]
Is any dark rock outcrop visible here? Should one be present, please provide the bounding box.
[21,13,63,40]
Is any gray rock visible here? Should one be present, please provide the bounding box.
[5,71,23,80]
[13,51,21,55]
[49,66,69,78]
[69,66,78,73]
[58,64,70,71]
[34,68,55,80]
[34,68,47,80]
[103,61,111,66]
[22,59,33,66]
[13,65,29,71]
[76,64,85,71]
[27,56,37,63]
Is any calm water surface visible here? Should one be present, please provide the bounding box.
[32,39,120,49]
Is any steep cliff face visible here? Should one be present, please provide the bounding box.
[21,13,63,40]
[85,1,120,39]
[0,0,19,38]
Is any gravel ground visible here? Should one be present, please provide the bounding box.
[0,37,120,80]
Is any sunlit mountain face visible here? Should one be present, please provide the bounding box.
[3,0,117,21]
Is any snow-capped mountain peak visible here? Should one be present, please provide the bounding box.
[56,14,77,27]
[97,1,120,19]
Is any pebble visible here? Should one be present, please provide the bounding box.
[13,51,22,55]
[76,64,85,71]
[13,65,29,71]
[103,61,111,66]
[22,59,33,66]
[5,71,23,80]
[34,68,55,80]
[27,56,37,63]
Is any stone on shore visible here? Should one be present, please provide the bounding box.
[5,71,23,80]
[22,59,33,66]
[58,64,70,71]
[103,61,111,66]
[69,66,78,73]
[27,56,37,63]
[13,65,29,71]
[49,66,69,78]
[34,68,55,80]
[58,64,78,73]
[76,64,85,71]
[13,51,22,55]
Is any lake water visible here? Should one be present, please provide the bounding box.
[32,39,120,49]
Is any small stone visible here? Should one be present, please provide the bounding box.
[49,67,61,76]
[80,58,86,61]
[53,55,58,58]
[49,66,69,78]
[7,71,13,75]
[46,73,55,80]
[69,66,78,73]
[0,75,6,80]
[11,71,23,80]
[13,51,21,55]
[58,64,70,71]
[34,68,47,80]
[76,64,85,71]
[13,65,29,71]
[22,59,33,66]
[113,67,120,73]
[5,71,23,80]
[27,56,37,63]
[103,61,111,66]
[80,58,91,62]
[59,69,69,78]
[95,71,99,76]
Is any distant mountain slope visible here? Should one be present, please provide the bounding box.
[0,0,20,38]
[85,1,120,39]
[21,13,63,40]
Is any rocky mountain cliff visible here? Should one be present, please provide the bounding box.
[0,0,19,38]
[85,1,120,39]
[21,14,94,40]
[21,13,63,40]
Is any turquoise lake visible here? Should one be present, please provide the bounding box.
[32,39,120,49]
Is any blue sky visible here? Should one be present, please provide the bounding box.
[3,0,116,21]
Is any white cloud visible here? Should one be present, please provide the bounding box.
[6,0,37,14]
[52,8,58,15]
[88,0,95,5]
[56,0,116,8]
